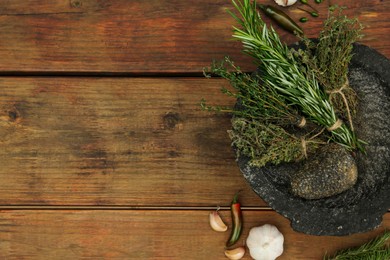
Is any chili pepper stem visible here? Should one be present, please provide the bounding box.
[300,17,308,23]
[298,7,319,17]
[300,0,318,13]
[231,190,241,204]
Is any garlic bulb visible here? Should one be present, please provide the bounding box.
[246,224,284,260]
[209,211,228,232]
[224,246,245,260]
[274,0,297,7]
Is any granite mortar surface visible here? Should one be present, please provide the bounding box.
[239,43,390,236]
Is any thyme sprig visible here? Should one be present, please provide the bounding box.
[229,118,323,167]
[202,57,304,126]
[228,0,364,151]
[324,231,390,260]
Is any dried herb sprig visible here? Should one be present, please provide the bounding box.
[202,57,305,127]
[324,231,390,260]
[229,118,322,167]
[295,6,363,128]
[228,0,364,151]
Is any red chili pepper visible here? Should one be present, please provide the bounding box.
[226,191,243,247]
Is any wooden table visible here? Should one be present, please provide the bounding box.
[0,1,389,259]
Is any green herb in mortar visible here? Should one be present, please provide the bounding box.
[202,57,304,127]
[202,57,324,166]
[295,6,363,130]
[229,118,322,167]
[202,0,365,167]
[228,0,364,151]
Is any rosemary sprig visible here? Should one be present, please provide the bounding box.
[324,231,390,260]
[228,0,364,151]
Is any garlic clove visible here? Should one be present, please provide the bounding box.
[274,0,298,7]
[209,211,228,232]
[224,246,245,260]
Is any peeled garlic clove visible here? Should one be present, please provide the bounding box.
[274,0,297,6]
[209,211,228,232]
[224,246,245,260]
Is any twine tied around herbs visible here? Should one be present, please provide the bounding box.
[299,80,354,157]
[297,117,306,128]
[300,128,326,159]
[300,137,308,159]
[326,79,354,132]
[327,118,343,132]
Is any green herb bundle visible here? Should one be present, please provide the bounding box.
[295,6,363,129]
[202,0,365,166]
[229,118,321,167]
[202,57,303,126]
[228,0,363,151]
[203,57,323,166]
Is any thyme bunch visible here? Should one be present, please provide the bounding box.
[202,57,304,126]
[295,6,363,127]
[229,118,322,167]
[228,0,364,151]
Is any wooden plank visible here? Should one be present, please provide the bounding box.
[0,77,268,206]
[0,0,388,73]
[0,209,389,259]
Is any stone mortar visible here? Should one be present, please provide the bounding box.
[239,43,390,236]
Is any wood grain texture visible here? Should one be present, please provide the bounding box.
[1,1,389,258]
[0,0,388,74]
[0,210,388,259]
[0,77,267,206]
